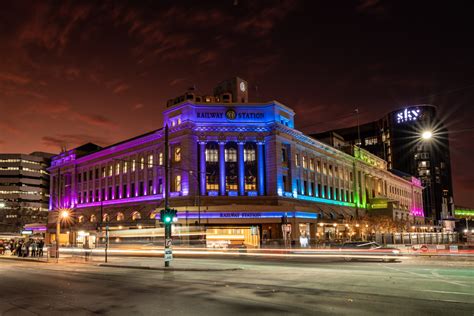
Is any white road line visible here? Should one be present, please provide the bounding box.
[421,290,474,296]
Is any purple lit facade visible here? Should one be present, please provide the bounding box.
[47,79,424,245]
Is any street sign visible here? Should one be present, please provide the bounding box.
[165,238,172,248]
[164,248,173,262]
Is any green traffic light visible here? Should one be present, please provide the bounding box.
[164,216,172,223]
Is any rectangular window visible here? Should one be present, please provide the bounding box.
[311,182,315,196]
[139,182,144,196]
[148,180,153,195]
[148,154,153,168]
[317,161,321,173]
[115,186,119,199]
[174,147,181,162]
[334,189,338,200]
[282,175,288,192]
[302,156,307,169]
[303,180,307,195]
[83,172,87,181]
[244,148,256,162]
[89,190,93,203]
[140,157,145,170]
[159,152,163,165]
[123,184,127,198]
[323,163,327,175]
[131,183,135,197]
[108,165,113,177]
[132,159,136,172]
[205,149,218,162]
[89,170,93,180]
[329,165,333,177]
[225,148,237,162]
[309,158,314,171]
[158,179,163,194]
[101,167,106,178]
[95,169,99,179]
[116,163,120,175]
[295,153,300,167]
[123,161,128,173]
[244,176,256,191]
[108,187,112,200]
[175,175,182,192]
[78,192,81,204]
[101,188,105,201]
[281,147,287,163]
[206,175,219,191]
[77,173,82,183]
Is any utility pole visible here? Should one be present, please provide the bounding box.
[55,167,61,262]
[162,124,176,267]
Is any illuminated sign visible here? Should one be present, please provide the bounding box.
[21,230,33,235]
[197,111,264,120]
[454,209,474,217]
[396,108,421,123]
[154,211,318,220]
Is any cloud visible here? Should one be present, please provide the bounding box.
[113,83,130,94]
[41,133,108,151]
[73,113,118,129]
[0,72,31,85]
[132,103,144,110]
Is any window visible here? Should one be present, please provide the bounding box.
[244,148,256,162]
[302,156,307,169]
[123,161,128,173]
[364,136,378,146]
[226,176,238,191]
[89,170,93,180]
[115,163,120,175]
[116,212,124,221]
[123,184,127,197]
[78,216,84,223]
[108,165,113,177]
[103,214,110,222]
[77,173,82,183]
[158,179,163,194]
[108,187,112,200]
[101,167,106,178]
[323,163,327,175]
[89,190,93,203]
[132,211,141,221]
[148,154,153,168]
[95,168,99,179]
[78,192,82,204]
[245,176,257,191]
[101,188,105,200]
[148,180,153,195]
[83,172,87,181]
[139,182,144,196]
[174,147,181,162]
[329,165,333,176]
[159,152,163,165]
[282,175,288,192]
[317,161,321,173]
[90,215,97,223]
[205,148,218,162]
[225,148,237,162]
[206,175,219,191]
[131,183,135,197]
[140,157,145,170]
[131,159,136,172]
[281,147,287,163]
[115,186,119,199]
[175,175,182,192]
[295,153,300,167]
[309,158,314,171]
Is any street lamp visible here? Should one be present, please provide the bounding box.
[56,208,70,262]
[421,130,433,140]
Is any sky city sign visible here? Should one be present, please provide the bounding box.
[396,108,421,124]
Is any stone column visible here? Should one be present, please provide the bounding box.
[238,142,245,196]
[219,141,226,196]
[199,141,207,196]
[257,142,265,196]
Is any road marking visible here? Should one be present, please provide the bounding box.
[421,290,474,296]
[382,265,470,288]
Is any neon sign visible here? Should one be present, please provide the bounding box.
[396,108,421,123]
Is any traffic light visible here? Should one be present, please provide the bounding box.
[160,208,177,224]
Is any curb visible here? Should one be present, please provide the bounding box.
[98,263,243,272]
[0,256,48,263]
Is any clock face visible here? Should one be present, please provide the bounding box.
[239,82,246,92]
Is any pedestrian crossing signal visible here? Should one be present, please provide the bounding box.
[160,208,177,224]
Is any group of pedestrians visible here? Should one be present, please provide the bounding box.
[0,239,44,257]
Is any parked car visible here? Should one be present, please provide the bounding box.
[339,241,401,262]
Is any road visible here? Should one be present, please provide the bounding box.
[0,256,473,315]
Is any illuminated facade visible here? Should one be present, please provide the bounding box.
[48,79,424,245]
[0,152,53,232]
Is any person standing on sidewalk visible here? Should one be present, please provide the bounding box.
[31,240,37,257]
[38,240,44,257]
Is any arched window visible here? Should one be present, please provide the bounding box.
[174,175,182,192]
[78,215,84,223]
[103,213,110,222]
[90,214,97,223]
[116,212,124,221]
[132,211,141,221]
[150,211,159,219]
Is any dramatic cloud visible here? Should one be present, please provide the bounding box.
[41,133,108,151]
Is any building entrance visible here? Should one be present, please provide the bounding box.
[205,226,260,248]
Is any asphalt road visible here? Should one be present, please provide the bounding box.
[0,256,473,316]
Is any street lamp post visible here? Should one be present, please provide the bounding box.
[55,209,69,262]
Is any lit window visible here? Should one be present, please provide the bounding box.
[323,163,327,175]
[159,152,163,165]
[78,216,84,223]
[302,156,307,169]
[225,148,237,162]
[148,155,153,168]
[177,118,181,125]
[90,215,97,223]
[140,157,145,170]
[174,147,181,162]
[115,163,120,175]
[205,149,218,162]
[123,161,128,173]
[206,175,219,190]
[101,167,106,178]
[117,212,124,221]
[317,161,321,173]
[175,175,181,192]
[295,154,300,167]
[108,165,113,177]
[244,148,256,162]
[309,158,314,171]
[132,159,136,172]
[132,212,141,221]
[245,176,257,191]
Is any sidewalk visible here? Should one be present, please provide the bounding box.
[97,256,244,272]
[0,254,48,263]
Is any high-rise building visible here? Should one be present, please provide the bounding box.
[313,105,454,226]
[0,152,53,232]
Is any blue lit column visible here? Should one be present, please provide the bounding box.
[257,142,265,196]
[199,141,206,196]
[219,141,226,196]
[238,142,245,196]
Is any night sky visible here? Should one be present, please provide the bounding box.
[1,1,473,206]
